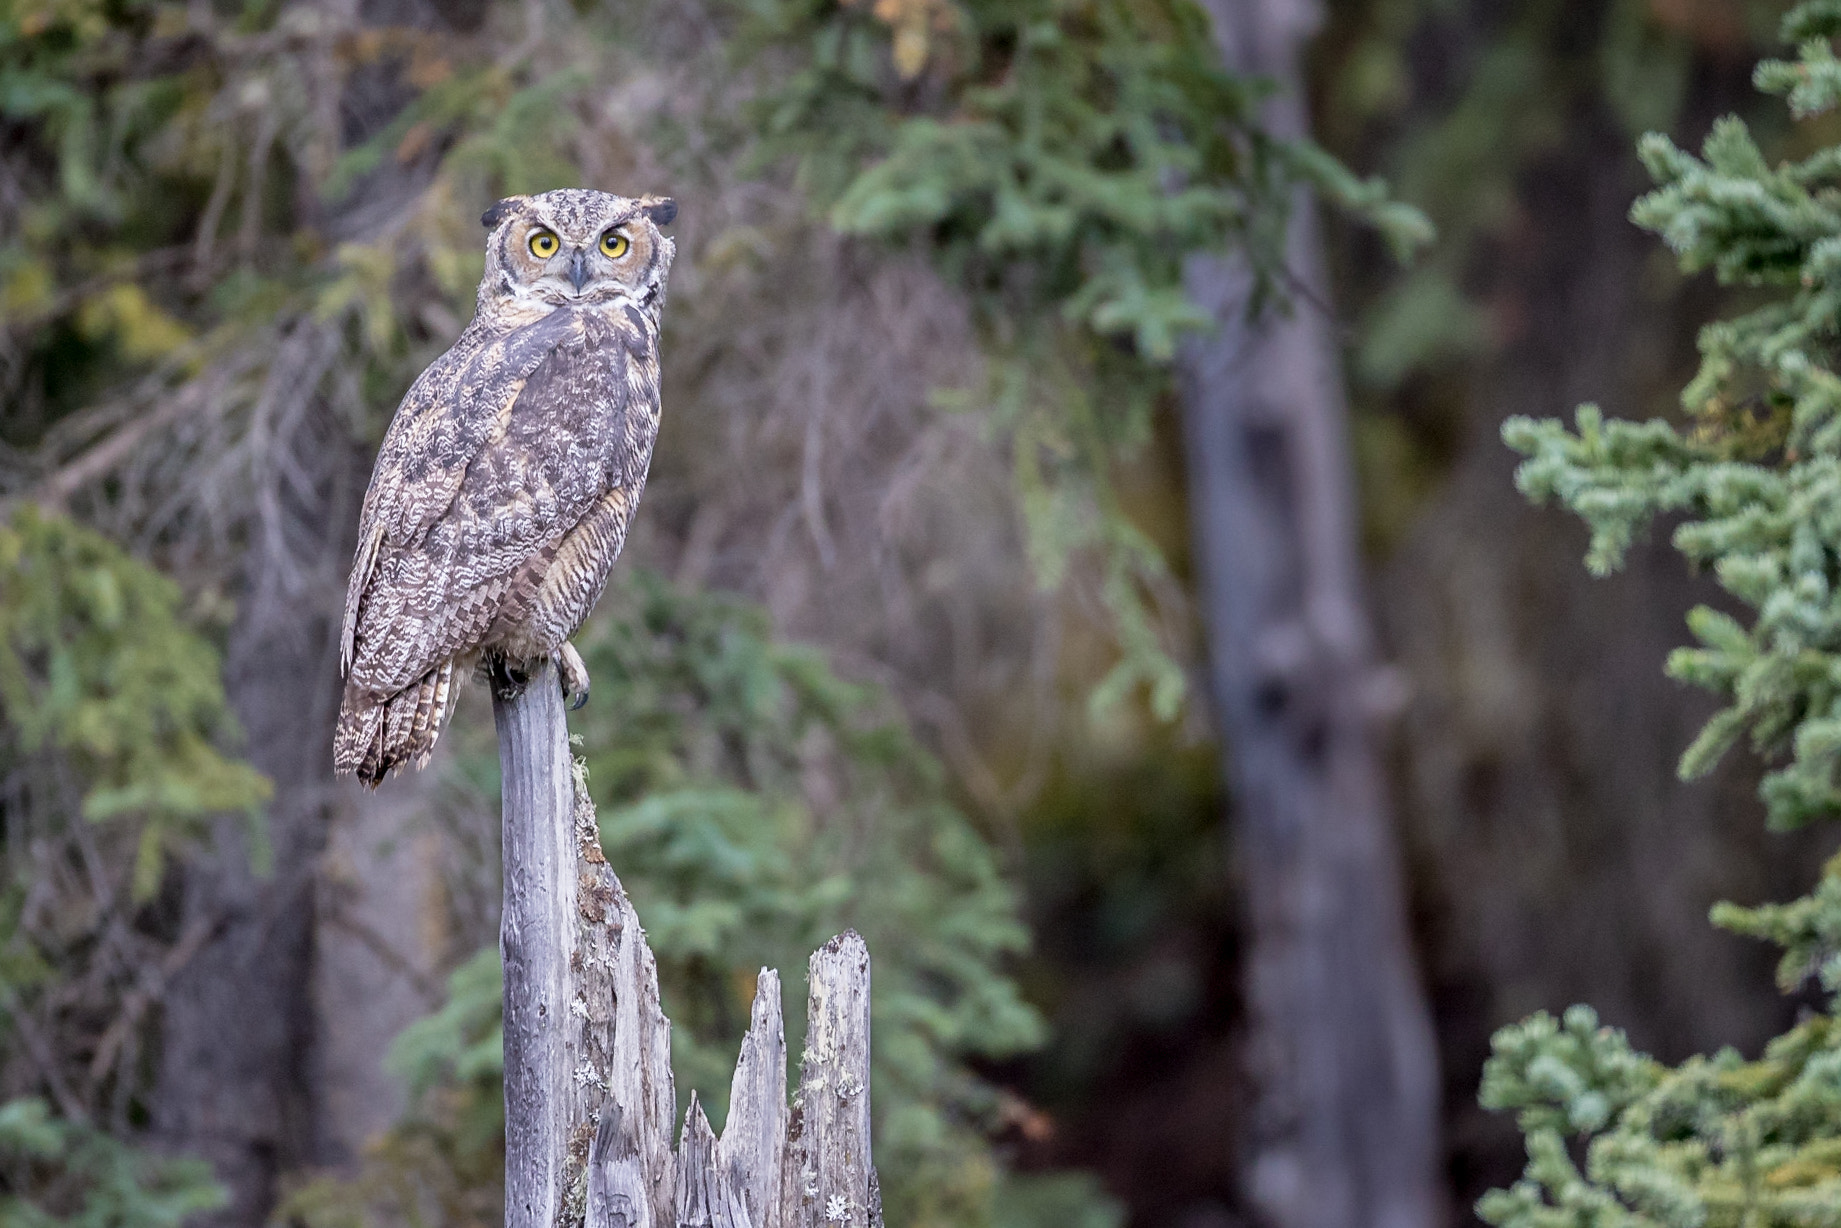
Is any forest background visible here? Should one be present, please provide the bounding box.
[0,0,1823,1226]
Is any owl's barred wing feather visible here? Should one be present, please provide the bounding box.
[340,310,587,675]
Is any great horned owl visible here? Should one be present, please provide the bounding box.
[333,188,677,787]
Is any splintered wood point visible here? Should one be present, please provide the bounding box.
[494,674,882,1228]
[782,934,874,1228]
[719,970,788,1228]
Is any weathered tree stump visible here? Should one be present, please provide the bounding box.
[494,662,882,1228]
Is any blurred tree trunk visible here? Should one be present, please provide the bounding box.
[153,368,367,1225]
[1177,2,1442,1226]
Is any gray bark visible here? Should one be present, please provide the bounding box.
[780,934,876,1228]
[1177,2,1442,1226]
[719,970,787,1228]
[314,771,450,1161]
[496,660,595,1227]
[493,667,881,1228]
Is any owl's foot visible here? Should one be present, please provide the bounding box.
[557,642,590,710]
[485,653,530,701]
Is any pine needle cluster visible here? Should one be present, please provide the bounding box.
[1490,4,1841,1222]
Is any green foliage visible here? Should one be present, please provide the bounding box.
[1502,0,1841,832]
[0,0,1420,1217]
[0,505,270,896]
[988,1170,1125,1228]
[1480,995,1841,1227]
[1313,0,1778,553]
[1712,851,1841,995]
[1479,1007,1663,1141]
[386,947,507,1121]
[1761,1,1841,118]
[289,575,1089,1228]
[1484,6,1841,1224]
[0,0,236,424]
[0,505,261,1217]
[580,573,1044,1226]
[279,950,506,1228]
[743,0,1429,718]
[769,0,1422,353]
[1321,0,1734,393]
[0,0,624,472]
[0,501,268,1089]
[0,1098,225,1227]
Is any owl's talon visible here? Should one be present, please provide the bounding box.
[487,654,530,701]
[557,643,590,710]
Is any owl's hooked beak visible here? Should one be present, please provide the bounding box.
[568,249,590,294]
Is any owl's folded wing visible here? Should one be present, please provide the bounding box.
[341,307,653,695]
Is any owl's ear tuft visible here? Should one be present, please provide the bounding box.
[480,196,527,229]
[642,197,678,228]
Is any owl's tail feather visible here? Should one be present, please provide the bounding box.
[334,661,457,788]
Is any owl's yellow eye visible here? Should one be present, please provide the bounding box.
[528,229,559,258]
[600,231,630,259]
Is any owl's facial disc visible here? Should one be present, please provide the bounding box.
[513,217,646,305]
[480,190,671,319]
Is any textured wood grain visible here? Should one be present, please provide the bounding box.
[594,859,678,1221]
[782,933,877,1228]
[718,972,787,1228]
[498,658,679,1228]
[497,664,878,1228]
[585,1106,652,1228]
[676,1095,753,1227]
[496,660,580,1228]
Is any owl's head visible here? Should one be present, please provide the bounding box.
[476,188,677,320]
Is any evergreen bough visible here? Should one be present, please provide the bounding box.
[1489,4,1841,1223]
[0,1098,226,1227]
